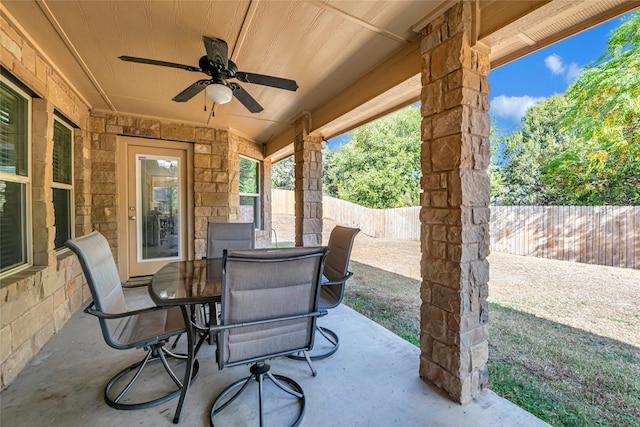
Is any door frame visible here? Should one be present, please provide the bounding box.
[116,136,194,282]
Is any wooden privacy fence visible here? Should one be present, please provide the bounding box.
[271,190,639,269]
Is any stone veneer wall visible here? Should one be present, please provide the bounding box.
[89,114,270,262]
[419,2,491,403]
[293,114,323,246]
[1,10,92,388]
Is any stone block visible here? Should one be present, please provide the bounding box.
[467,107,490,137]
[432,284,461,313]
[420,207,462,226]
[138,118,161,131]
[213,172,228,183]
[33,322,54,351]
[430,240,447,259]
[201,192,228,207]
[432,106,466,139]
[421,53,431,85]
[194,154,212,168]
[123,126,159,138]
[116,116,137,127]
[0,325,11,364]
[432,339,462,374]
[461,243,479,262]
[191,168,208,184]
[105,124,123,134]
[431,135,461,171]
[89,116,105,133]
[421,80,444,116]
[1,289,37,328]
[194,182,216,193]
[460,170,489,206]
[161,124,195,141]
[422,303,448,341]
[1,340,33,388]
[470,342,489,370]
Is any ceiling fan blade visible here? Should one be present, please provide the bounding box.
[202,36,228,68]
[230,83,263,113]
[236,72,298,91]
[119,56,202,72]
[172,80,210,102]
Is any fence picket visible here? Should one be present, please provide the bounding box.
[271,190,639,269]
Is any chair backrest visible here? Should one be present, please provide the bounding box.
[65,231,128,345]
[206,222,255,259]
[217,246,329,369]
[321,225,360,307]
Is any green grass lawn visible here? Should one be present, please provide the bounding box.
[343,261,640,427]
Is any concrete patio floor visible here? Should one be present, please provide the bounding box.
[0,287,548,427]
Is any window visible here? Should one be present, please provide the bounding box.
[53,117,74,250]
[239,157,260,229]
[0,78,31,275]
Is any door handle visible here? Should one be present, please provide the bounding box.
[129,216,137,220]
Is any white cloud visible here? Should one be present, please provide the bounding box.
[490,95,546,123]
[544,53,581,82]
[545,54,566,75]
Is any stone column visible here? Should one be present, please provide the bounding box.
[193,128,230,258]
[31,98,56,266]
[293,114,323,246]
[419,2,491,404]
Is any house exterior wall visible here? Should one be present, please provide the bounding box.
[0,10,271,389]
[1,11,92,389]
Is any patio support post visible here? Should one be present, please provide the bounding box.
[418,1,491,404]
[293,113,323,246]
[32,98,56,266]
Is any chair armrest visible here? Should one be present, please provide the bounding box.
[83,301,171,320]
[209,310,327,333]
[322,270,354,286]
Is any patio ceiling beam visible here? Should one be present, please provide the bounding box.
[265,37,422,159]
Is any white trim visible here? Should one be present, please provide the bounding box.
[239,155,261,229]
[52,116,75,252]
[0,76,32,278]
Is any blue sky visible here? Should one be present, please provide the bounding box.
[489,13,632,134]
[327,12,631,150]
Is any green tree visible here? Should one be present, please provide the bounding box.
[325,106,422,209]
[493,95,575,205]
[271,156,294,189]
[554,11,640,204]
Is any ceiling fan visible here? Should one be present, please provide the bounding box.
[119,36,298,113]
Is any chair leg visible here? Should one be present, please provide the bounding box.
[104,344,199,410]
[302,351,317,377]
[288,325,340,362]
[210,362,306,427]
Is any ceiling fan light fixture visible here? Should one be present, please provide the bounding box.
[206,83,233,104]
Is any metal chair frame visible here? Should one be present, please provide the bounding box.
[209,247,328,427]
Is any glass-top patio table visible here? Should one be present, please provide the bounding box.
[149,258,223,424]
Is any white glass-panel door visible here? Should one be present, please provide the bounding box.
[127,145,187,277]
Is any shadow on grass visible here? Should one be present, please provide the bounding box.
[340,260,640,427]
[489,303,639,427]
[344,260,421,346]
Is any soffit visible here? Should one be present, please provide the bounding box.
[2,0,637,159]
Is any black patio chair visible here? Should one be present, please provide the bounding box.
[65,231,198,410]
[209,246,329,427]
